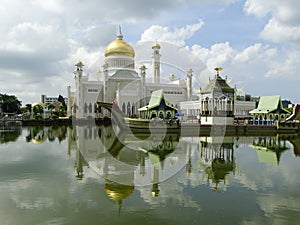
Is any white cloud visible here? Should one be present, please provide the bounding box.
[244,0,300,45]
[140,20,204,46]
[191,42,235,72]
[233,43,277,64]
[265,50,300,78]
[244,0,300,24]
[260,18,300,43]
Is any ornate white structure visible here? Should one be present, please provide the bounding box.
[67,26,196,118]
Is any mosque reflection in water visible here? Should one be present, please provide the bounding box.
[23,125,300,210]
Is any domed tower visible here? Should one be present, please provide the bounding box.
[101,26,141,113]
[152,42,161,84]
[104,25,135,74]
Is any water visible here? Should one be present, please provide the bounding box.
[1,125,300,225]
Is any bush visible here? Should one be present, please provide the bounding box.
[51,114,59,119]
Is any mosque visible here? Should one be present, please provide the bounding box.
[67,26,196,119]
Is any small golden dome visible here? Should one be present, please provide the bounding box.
[139,64,147,70]
[75,61,84,66]
[152,43,161,49]
[104,39,135,58]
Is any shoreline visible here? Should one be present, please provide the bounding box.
[2,118,300,135]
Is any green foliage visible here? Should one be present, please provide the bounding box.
[0,93,22,114]
[0,127,22,143]
[33,114,43,120]
[59,104,67,117]
[51,114,59,119]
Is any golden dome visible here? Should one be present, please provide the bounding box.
[105,183,134,201]
[104,26,135,58]
[104,39,135,58]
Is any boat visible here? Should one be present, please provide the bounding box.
[123,117,180,130]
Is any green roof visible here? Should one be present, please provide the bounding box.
[111,70,139,79]
[201,75,234,94]
[250,95,290,114]
[138,89,177,111]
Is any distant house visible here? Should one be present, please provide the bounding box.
[138,89,178,119]
[250,95,290,123]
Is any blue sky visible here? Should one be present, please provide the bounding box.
[0,0,300,104]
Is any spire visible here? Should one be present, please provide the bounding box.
[117,25,123,40]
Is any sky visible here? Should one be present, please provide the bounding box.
[1,0,300,105]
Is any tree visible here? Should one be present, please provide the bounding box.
[47,103,55,118]
[59,104,67,117]
[0,93,22,114]
[33,105,43,120]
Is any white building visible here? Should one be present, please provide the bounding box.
[67,26,196,119]
[41,94,68,105]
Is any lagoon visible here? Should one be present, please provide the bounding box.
[1,125,300,225]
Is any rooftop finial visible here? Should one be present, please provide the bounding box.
[117,24,123,40]
[214,67,223,76]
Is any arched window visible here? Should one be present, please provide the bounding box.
[132,103,135,116]
[166,111,171,118]
[127,102,131,116]
[94,103,98,113]
[89,103,92,113]
[151,112,157,119]
[84,103,88,113]
[122,103,126,113]
[159,111,164,119]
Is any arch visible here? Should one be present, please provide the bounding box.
[151,111,157,119]
[72,103,78,113]
[166,111,171,119]
[269,114,273,120]
[131,103,135,116]
[159,111,164,119]
[32,102,46,107]
[84,103,88,113]
[122,102,126,113]
[89,103,93,113]
[127,102,131,116]
[94,103,98,113]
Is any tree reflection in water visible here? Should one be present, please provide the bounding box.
[0,126,22,144]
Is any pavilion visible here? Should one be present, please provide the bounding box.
[250,95,290,125]
[138,89,178,119]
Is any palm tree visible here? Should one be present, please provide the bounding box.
[47,103,55,118]
[25,104,32,117]
[33,105,43,120]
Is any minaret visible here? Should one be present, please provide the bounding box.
[102,63,109,102]
[139,64,147,108]
[139,64,147,87]
[67,85,72,117]
[186,67,193,100]
[152,42,161,84]
[73,61,84,117]
[74,61,84,80]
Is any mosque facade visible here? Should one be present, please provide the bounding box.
[67,27,196,119]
